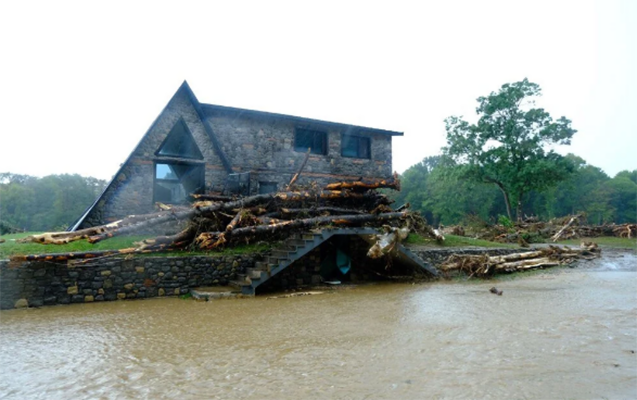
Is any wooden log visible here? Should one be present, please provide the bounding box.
[551,214,583,242]
[263,207,365,219]
[10,248,141,262]
[135,226,196,248]
[226,212,243,232]
[191,194,236,202]
[287,147,311,189]
[488,250,547,264]
[495,257,557,271]
[324,172,401,191]
[367,226,410,258]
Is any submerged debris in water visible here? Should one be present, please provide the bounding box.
[489,287,503,296]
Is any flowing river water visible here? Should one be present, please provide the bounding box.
[1,249,636,399]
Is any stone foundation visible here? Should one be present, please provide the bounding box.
[0,255,256,310]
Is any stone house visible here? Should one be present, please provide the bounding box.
[72,81,402,230]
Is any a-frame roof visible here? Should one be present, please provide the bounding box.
[69,81,402,231]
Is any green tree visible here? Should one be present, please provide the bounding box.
[395,156,502,226]
[393,156,440,223]
[605,172,637,223]
[443,78,577,221]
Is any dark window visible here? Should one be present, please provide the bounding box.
[156,119,203,160]
[225,172,251,196]
[294,128,327,155]
[258,181,278,194]
[341,135,371,159]
[154,163,204,203]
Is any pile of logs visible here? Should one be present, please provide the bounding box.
[13,174,439,262]
[471,213,636,244]
[439,242,602,278]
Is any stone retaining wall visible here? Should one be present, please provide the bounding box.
[0,255,257,310]
[0,247,530,309]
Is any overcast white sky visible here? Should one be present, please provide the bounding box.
[1,0,635,181]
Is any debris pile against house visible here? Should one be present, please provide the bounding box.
[445,214,636,246]
[439,242,602,278]
[12,174,441,262]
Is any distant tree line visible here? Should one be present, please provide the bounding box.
[0,173,107,233]
[391,154,636,226]
[393,78,635,227]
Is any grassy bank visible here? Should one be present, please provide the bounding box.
[405,233,518,248]
[0,232,270,259]
[556,236,636,250]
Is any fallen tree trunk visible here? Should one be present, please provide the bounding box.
[551,214,583,242]
[196,211,408,249]
[191,194,236,202]
[324,172,401,191]
[11,247,141,262]
[367,226,410,258]
[287,147,311,189]
[134,226,197,249]
[263,207,365,219]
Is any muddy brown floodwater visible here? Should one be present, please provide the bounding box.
[1,250,636,399]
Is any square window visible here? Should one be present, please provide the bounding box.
[258,181,278,194]
[341,135,371,159]
[294,128,327,155]
[154,163,204,204]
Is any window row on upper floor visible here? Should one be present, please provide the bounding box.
[294,128,372,159]
[155,119,374,162]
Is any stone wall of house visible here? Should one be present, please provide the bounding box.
[80,88,223,227]
[78,86,395,228]
[206,107,393,194]
[0,255,256,310]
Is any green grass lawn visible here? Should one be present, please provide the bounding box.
[556,236,636,250]
[405,233,518,248]
[0,232,271,259]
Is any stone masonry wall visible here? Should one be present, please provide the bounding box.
[81,87,222,227]
[0,255,256,310]
[79,88,395,228]
[206,107,394,194]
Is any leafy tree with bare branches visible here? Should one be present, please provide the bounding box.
[443,78,576,221]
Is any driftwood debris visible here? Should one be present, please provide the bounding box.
[440,242,601,278]
[469,213,636,244]
[367,226,410,258]
[325,172,401,192]
[10,174,442,263]
[551,214,584,242]
[266,291,324,299]
[489,287,503,295]
[287,148,311,190]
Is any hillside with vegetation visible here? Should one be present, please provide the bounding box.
[0,173,107,233]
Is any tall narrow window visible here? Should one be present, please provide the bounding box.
[294,128,327,155]
[156,119,203,159]
[154,163,204,203]
[341,135,371,159]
